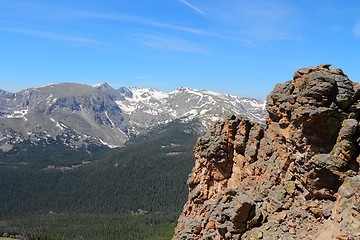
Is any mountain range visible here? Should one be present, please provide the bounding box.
[0,83,266,151]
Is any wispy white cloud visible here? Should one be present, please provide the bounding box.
[68,10,247,47]
[133,76,148,80]
[69,10,210,36]
[0,1,301,51]
[200,1,301,42]
[137,34,208,54]
[0,1,250,46]
[353,20,360,37]
[179,0,205,16]
[0,27,101,44]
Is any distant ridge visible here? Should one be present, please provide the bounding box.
[0,83,267,151]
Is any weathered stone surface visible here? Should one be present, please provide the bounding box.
[173,65,359,239]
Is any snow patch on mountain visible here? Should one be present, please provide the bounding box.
[127,87,168,102]
[98,138,119,148]
[6,108,28,119]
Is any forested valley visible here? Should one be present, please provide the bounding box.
[0,121,198,239]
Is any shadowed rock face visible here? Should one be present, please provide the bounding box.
[173,65,360,240]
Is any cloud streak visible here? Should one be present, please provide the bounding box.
[201,1,301,43]
[0,27,101,44]
[179,0,205,16]
[69,10,248,46]
[0,2,250,46]
[0,1,300,52]
[133,76,148,80]
[137,33,208,54]
[353,20,360,37]
[70,10,210,36]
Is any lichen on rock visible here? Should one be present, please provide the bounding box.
[173,64,360,240]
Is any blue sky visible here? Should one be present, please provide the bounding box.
[0,0,359,99]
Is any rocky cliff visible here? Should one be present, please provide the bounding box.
[173,64,360,240]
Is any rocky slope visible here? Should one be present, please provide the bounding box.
[173,64,360,239]
[0,83,127,151]
[116,86,266,137]
[0,83,266,151]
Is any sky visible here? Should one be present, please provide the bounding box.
[0,0,359,99]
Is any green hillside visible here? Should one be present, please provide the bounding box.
[0,121,198,239]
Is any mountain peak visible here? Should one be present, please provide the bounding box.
[117,87,133,98]
[126,87,169,100]
[26,83,97,98]
[93,82,114,90]
[172,87,194,93]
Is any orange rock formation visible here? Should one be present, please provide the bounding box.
[173,65,360,240]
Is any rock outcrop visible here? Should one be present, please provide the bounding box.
[173,64,360,240]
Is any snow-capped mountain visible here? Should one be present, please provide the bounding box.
[0,83,266,150]
[117,87,266,133]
